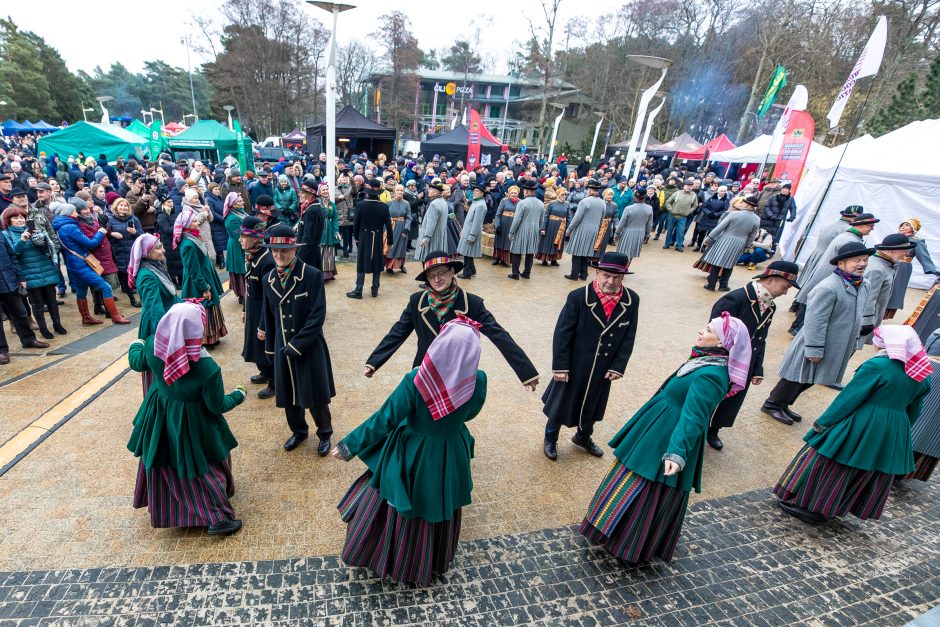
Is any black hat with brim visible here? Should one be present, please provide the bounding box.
[519,179,538,190]
[841,205,863,217]
[753,260,801,288]
[263,224,301,249]
[875,233,917,251]
[829,241,875,264]
[585,179,601,190]
[591,251,633,275]
[415,250,464,282]
[851,212,879,226]
[427,181,445,192]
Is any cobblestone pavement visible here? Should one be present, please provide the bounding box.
[0,481,936,625]
[0,244,936,623]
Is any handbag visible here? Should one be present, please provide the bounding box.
[61,242,104,275]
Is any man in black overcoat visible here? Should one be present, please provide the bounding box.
[296,175,324,270]
[240,216,277,399]
[363,251,540,389]
[347,178,393,299]
[542,252,639,461]
[705,260,800,450]
[260,224,336,456]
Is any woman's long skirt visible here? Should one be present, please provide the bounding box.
[229,273,246,300]
[338,471,461,587]
[203,303,227,346]
[906,452,937,481]
[579,462,689,564]
[774,444,894,520]
[133,456,235,528]
[321,246,337,280]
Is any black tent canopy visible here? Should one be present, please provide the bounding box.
[306,105,396,158]
[419,125,502,166]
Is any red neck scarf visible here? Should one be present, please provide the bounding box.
[592,279,623,318]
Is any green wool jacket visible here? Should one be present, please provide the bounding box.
[179,236,224,307]
[609,364,729,493]
[341,369,487,523]
[224,212,246,275]
[135,266,180,339]
[126,337,245,478]
[804,355,930,475]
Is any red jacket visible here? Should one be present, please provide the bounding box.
[78,218,119,275]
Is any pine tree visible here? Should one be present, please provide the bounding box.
[0,19,52,120]
[920,52,940,118]
[867,73,922,136]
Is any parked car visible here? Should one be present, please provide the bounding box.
[253,146,300,164]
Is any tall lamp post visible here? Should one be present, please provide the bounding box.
[223,105,235,131]
[150,107,165,125]
[588,111,605,161]
[546,102,565,163]
[95,96,113,125]
[181,35,199,121]
[141,109,153,123]
[307,1,356,203]
[635,93,667,171]
[81,104,95,122]
[623,55,672,179]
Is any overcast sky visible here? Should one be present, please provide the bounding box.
[5,1,584,75]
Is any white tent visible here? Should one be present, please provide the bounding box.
[780,119,940,289]
[709,134,830,164]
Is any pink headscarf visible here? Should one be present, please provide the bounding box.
[873,325,933,382]
[154,301,207,385]
[222,192,243,219]
[710,311,752,397]
[171,208,197,250]
[127,233,159,289]
[413,315,482,420]
[317,183,330,196]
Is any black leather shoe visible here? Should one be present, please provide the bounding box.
[707,434,723,451]
[782,407,803,422]
[317,439,331,457]
[718,286,731,291]
[371,289,379,297]
[703,284,716,291]
[257,385,275,400]
[778,500,826,524]
[346,291,362,299]
[520,273,531,279]
[284,434,307,451]
[543,440,557,461]
[507,273,520,280]
[400,267,407,273]
[761,404,794,425]
[23,340,49,349]
[250,374,269,384]
[491,259,501,265]
[564,274,579,280]
[571,435,604,457]
[459,273,473,279]
[207,518,243,536]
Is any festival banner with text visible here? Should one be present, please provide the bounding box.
[770,110,815,194]
[466,108,482,170]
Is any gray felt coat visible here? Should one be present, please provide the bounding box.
[778,273,870,386]
[509,195,544,254]
[795,229,864,305]
[566,195,606,257]
[457,198,487,258]
[798,218,853,283]
[615,202,653,259]
[703,210,761,269]
[861,254,897,342]
[414,197,449,261]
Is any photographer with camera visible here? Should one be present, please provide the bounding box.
[127,173,158,234]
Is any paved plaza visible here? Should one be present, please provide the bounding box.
[0,244,937,625]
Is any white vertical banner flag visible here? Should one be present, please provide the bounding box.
[826,16,887,129]
[773,84,808,136]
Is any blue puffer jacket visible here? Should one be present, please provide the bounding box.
[106,211,142,270]
[0,234,24,293]
[206,193,229,252]
[53,215,106,287]
[2,226,59,288]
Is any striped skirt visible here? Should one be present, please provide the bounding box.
[774,444,894,520]
[579,461,689,564]
[229,273,246,299]
[321,246,337,280]
[337,471,461,587]
[905,452,937,482]
[132,456,235,529]
[203,303,227,346]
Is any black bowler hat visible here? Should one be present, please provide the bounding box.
[851,212,879,226]
[585,179,601,190]
[263,224,300,249]
[471,182,487,194]
[519,178,538,190]
[591,251,632,275]
[753,260,801,288]
[875,233,916,251]
[840,205,863,217]
[415,251,464,282]
[830,241,875,265]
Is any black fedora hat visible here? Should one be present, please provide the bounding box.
[427,180,445,192]
[851,212,879,226]
[585,179,601,190]
[519,178,538,190]
[591,251,632,275]
[840,204,863,217]
[263,224,301,249]
[415,251,464,282]
[830,241,875,265]
[471,182,487,194]
[753,260,801,288]
[875,233,916,251]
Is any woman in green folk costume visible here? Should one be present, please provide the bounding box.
[317,183,341,281]
[174,207,227,346]
[223,192,248,303]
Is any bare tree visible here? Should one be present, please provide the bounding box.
[372,11,421,136]
[336,41,376,107]
[527,0,564,153]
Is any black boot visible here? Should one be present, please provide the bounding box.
[706,426,723,451]
[543,440,558,461]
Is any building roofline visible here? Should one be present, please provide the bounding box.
[366,68,577,90]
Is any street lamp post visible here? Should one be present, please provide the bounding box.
[150,107,165,125]
[589,111,605,161]
[623,56,672,179]
[307,1,356,203]
[181,35,198,121]
[547,102,566,163]
[82,107,95,122]
[95,96,113,125]
[141,110,153,124]
[636,95,667,171]
[223,105,235,131]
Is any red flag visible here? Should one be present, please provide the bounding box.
[466,108,482,170]
[770,110,815,195]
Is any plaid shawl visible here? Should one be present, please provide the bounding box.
[413,315,482,421]
[874,325,933,382]
[153,302,208,385]
[710,311,752,397]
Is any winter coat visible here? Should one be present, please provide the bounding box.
[179,236,224,308]
[206,193,229,253]
[795,230,864,305]
[457,198,487,258]
[52,215,107,288]
[861,254,897,337]
[763,193,796,226]
[566,195,606,257]
[509,195,543,255]
[224,212,247,275]
[614,202,653,259]
[106,212,143,271]
[797,218,853,284]
[703,210,761,270]
[3,226,58,289]
[273,186,299,225]
[0,232,24,293]
[155,207,183,280]
[697,194,730,232]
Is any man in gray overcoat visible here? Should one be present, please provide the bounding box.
[565,179,605,281]
[761,241,874,424]
[788,205,863,312]
[860,233,916,343]
[457,184,487,278]
[789,212,878,334]
[508,179,543,280]
[415,181,448,263]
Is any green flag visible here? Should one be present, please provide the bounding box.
[757,66,788,117]
[233,118,249,174]
[148,119,163,161]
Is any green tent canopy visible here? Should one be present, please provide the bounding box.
[125,119,151,137]
[38,121,149,163]
[167,120,253,164]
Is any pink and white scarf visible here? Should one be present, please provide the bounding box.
[171,208,197,250]
[413,315,482,420]
[874,325,933,382]
[711,311,752,397]
[154,301,208,385]
[222,192,244,219]
[127,233,159,289]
